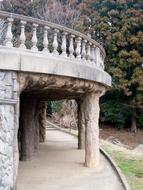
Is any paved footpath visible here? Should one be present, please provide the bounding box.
[17,127,124,190]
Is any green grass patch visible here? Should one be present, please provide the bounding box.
[102,145,143,190]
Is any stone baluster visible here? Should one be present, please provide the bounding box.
[61,32,68,57]
[69,34,75,59]
[20,20,26,49]
[95,47,104,69]
[93,45,97,64]
[81,39,87,61]
[95,47,100,67]
[52,29,59,55]
[75,37,82,60]
[100,53,105,69]
[31,23,38,51]
[89,43,93,63]
[43,26,50,53]
[5,18,13,47]
[86,42,92,63]
[91,45,96,66]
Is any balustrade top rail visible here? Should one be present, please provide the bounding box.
[0,11,106,70]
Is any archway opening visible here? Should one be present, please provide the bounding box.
[16,87,84,189]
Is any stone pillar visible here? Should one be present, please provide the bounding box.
[20,97,38,161]
[83,92,101,168]
[34,101,40,151]
[39,101,47,143]
[0,71,19,190]
[19,98,47,160]
[77,100,85,149]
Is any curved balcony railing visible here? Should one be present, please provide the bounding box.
[0,11,105,70]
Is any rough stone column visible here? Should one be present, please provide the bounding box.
[0,71,19,190]
[34,101,40,151]
[83,92,101,168]
[77,100,85,149]
[20,97,38,161]
[39,101,47,143]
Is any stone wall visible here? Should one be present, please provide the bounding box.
[0,71,19,190]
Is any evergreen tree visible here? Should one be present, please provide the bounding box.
[79,0,143,131]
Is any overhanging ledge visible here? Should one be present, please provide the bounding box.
[0,47,111,87]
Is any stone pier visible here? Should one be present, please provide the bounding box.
[77,91,103,167]
[77,99,85,150]
[83,92,101,168]
[19,97,47,161]
[19,98,38,161]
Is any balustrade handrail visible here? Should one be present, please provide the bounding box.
[0,11,106,70]
[0,11,105,58]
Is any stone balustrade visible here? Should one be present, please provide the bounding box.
[0,11,105,70]
[0,12,112,190]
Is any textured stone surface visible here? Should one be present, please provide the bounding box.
[19,98,47,161]
[0,71,17,100]
[83,92,101,168]
[0,71,19,190]
[0,47,111,87]
[19,98,37,161]
[39,102,47,143]
[0,105,14,190]
[77,100,85,150]
[18,72,107,100]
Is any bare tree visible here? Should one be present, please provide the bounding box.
[35,0,80,29]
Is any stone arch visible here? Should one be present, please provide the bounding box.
[0,71,106,190]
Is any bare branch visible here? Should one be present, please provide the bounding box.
[35,1,80,29]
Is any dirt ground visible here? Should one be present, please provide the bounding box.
[49,115,143,149]
[100,126,143,148]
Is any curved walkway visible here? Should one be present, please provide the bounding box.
[17,127,124,190]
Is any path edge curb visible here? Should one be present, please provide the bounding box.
[100,147,131,190]
[47,121,131,190]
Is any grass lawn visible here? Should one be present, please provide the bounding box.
[101,143,143,190]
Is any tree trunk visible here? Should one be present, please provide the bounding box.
[131,108,137,133]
